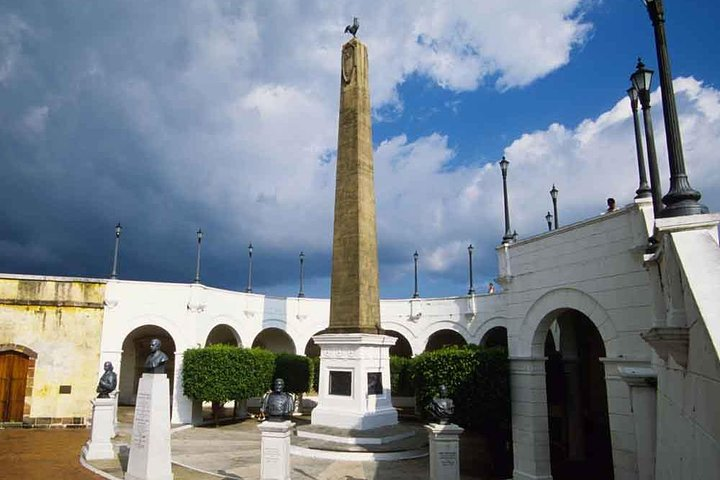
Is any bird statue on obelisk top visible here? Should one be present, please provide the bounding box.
[327,17,382,334]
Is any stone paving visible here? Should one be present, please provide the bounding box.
[80,407,497,480]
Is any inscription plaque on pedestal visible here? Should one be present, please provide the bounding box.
[367,372,383,395]
[329,371,352,396]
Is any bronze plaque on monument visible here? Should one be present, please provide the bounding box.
[329,371,352,396]
[367,372,383,395]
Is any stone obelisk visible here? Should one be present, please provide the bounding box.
[328,36,381,334]
[310,32,398,430]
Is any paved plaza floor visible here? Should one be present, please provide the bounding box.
[1,407,502,479]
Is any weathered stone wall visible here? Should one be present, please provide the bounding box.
[0,275,105,425]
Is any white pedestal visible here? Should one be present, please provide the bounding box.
[258,420,295,480]
[125,374,174,480]
[426,423,464,480]
[311,333,398,430]
[82,398,116,460]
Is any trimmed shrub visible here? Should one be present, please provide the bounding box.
[390,355,414,396]
[273,353,312,395]
[412,345,510,431]
[182,345,275,403]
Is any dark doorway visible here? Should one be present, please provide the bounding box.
[384,330,413,357]
[0,351,29,422]
[544,312,614,480]
[119,325,176,406]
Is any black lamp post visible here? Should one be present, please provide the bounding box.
[246,243,253,293]
[627,86,652,199]
[631,59,664,217]
[412,251,419,298]
[641,0,706,217]
[499,156,513,244]
[545,212,553,232]
[298,251,305,298]
[467,244,475,295]
[550,185,559,229]
[110,223,122,279]
[194,229,203,284]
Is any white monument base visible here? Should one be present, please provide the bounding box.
[426,423,464,480]
[82,398,116,460]
[258,420,295,480]
[311,333,398,430]
[125,374,174,480]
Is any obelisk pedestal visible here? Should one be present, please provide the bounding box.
[125,373,173,480]
[82,397,116,460]
[311,35,398,431]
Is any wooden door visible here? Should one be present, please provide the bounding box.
[0,351,29,422]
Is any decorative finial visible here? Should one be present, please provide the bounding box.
[344,17,359,37]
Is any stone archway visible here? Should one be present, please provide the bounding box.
[384,330,413,357]
[0,345,37,422]
[304,331,324,358]
[205,324,241,347]
[119,325,176,406]
[480,326,508,350]
[540,310,614,480]
[252,328,296,354]
[425,329,467,352]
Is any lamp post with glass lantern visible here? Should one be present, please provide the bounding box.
[627,86,652,199]
[110,223,122,279]
[194,229,203,284]
[246,243,253,293]
[298,252,305,298]
[550,185,559,229]
[412,251,420,299]
[499,156,513,244]
[467,244,475,295]
[631,59,664,217]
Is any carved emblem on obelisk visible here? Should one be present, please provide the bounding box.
[342,43,355,84]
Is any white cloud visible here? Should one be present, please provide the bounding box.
[0,13,31,85]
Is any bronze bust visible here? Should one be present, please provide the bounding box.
[427,384,454,425]
[144,338,169,374]
[96,361,117,398]
[260,378,295,421]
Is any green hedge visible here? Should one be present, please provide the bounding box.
[273,353,313,394]
[182,345,275,403]
[309,356,320,393]
[390,356,414,396]
[412,345,510,431]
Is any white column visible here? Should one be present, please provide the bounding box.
[426,423,464,480]
[509,356,552,480]
[258,420,295,480]
[619,366,658,480]
[171,351,193,424]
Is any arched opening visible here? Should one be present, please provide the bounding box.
[205,324,241,347]
[304,331,324,358]
[541,310,613,480]
[252,328,296,354]
[119,325,176,406]
[425,329,467,352]
[384,330,413,357]
[0,345,37,422]
[481,326,508,351]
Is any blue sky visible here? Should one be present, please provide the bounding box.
[1,0,719,299]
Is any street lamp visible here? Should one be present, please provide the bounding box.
[412,251,420,298]
[246,243,253,293]
[499,156,513,244]
[298,251,305,298]
[627,86,652,199]
[467,244,475,295]
[641,0,706,217]
[550,185,559,229]
[631,59,664,217]
[194,229,203,284]
[545,212,553,232]
[110,222,122,279]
